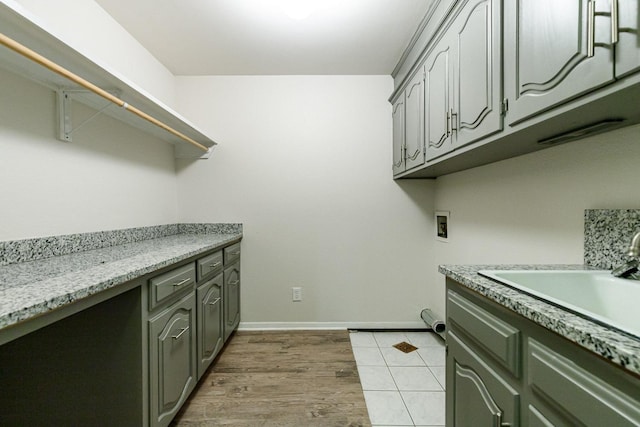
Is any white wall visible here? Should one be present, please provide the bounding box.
[0,67,178,240]
[428,124,640,313]
[0,0,184,241]
[175,76,436,328]
[11,0,176,107]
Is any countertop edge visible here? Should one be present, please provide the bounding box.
[440,264,640,377]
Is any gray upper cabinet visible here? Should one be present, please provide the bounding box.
[426,0,502,161]
[392,0,640,178]
[451,0,503,148]
[392,97,405,175]
[504,0,614,125]
[425,38,453,161]
[404,69,426,171]
[616,0,640,77]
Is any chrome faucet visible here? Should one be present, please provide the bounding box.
[626,231,640,258]
[611,231,640,278]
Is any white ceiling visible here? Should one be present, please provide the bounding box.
[94,0,433,75]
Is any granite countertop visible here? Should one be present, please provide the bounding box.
[0,227,242,331]
[440,264,640,377]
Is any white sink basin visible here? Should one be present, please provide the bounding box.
[478,270,640,338]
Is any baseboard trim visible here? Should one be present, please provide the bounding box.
[238,321,427,331]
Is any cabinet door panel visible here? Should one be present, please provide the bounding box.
[404,69,425,170]
[425,42,452,161]
[392,97,405,175]
[149,293,196,427]
[447,330,520,427]
[504,0,613,125]
[197,273,223,379]
[453,0,503,148]
[224,263,240,342]
[616,0,640,77]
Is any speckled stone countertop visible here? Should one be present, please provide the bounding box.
[440,264,640,377]
[0,229,242,331]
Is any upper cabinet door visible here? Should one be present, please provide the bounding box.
[392,97,405,175]
[452,0,503,149]
[616,0,640,77]
[404,68,426,171]
[504,0,614,125]
[425,40,453,161]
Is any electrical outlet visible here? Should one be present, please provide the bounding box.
[292,287,302,302]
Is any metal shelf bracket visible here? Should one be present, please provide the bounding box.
[56,89,119,142]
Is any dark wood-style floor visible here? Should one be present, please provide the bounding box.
[171,330,372,426]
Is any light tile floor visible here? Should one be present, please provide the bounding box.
[349,330,446,427]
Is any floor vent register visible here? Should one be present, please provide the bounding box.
[393,341,418,353]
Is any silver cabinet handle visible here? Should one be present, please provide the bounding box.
[450,108,458,132]
[229,280,240,286]
[230,251,241,256]
[207,297,221,306]
[587,1,596,57]
[172,278,191,288]
[446,110,451,136]
[172,326,189,340]
[611,0,618,44]
[208,261,222,269]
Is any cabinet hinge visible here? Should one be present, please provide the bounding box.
[501,98,509,116]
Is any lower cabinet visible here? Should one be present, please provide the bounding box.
[446,280,640,427]
[447,330,519,427]
[527,339,640,426]
[224,262,241,342]
[147,241,241,427]
[196,272,224,379]
[149,292,197,427]
[0,240,241,427]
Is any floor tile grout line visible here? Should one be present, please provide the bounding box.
[351,331,446,427]
[378,337,418,427]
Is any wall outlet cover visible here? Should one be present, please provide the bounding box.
[292,287,302,302]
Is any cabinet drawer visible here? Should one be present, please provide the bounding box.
[224,243,241,264]
[196,250,223,281]
[447,290,521,376]
[149,263,196,311]
[528,339,640,427]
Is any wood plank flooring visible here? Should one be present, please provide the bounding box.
[171,330,371,426]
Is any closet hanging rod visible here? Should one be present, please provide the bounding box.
[0,32,209,152]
